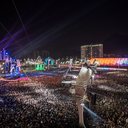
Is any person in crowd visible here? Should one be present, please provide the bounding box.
[75,59,98,128]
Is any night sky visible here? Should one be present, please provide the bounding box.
[0,0,128,58]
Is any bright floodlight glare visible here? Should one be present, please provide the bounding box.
[81,103,85,107]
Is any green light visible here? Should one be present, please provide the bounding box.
[35,64,45,71]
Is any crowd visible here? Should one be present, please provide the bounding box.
[0,79,79,128]
[93,96,128,128]
[86,70,128,128]
[0,70,128,128]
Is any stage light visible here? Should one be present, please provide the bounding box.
[91,58,128,67]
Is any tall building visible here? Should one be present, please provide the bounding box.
[81,44,103,59]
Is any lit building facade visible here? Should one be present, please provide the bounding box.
[81,44,103,59]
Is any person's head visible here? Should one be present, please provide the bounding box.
[83,62,89,67]
[84,59,90,66]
